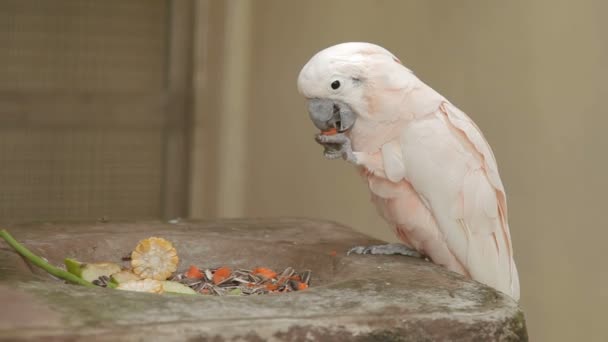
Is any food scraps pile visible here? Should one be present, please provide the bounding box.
[0,230,311,296]
[173,265,311,296]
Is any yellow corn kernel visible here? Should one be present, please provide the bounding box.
[131,237,179,280]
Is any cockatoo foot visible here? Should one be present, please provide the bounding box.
[347,243,422,258]
[315,133,357,163]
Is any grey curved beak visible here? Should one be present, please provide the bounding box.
[307,98,357,132]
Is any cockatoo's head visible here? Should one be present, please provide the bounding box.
[297,42,414,133]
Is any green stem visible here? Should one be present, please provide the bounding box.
[0,229,95,288]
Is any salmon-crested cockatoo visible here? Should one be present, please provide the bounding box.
[297,42,520,300]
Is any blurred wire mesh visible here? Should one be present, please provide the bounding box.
[0,0,188,221]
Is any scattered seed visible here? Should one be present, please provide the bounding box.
[173,265,312,296]
[301,270,312,285]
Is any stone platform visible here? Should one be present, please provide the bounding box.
[0,218,527,341]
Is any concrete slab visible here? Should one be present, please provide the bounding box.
[0,218,527,341]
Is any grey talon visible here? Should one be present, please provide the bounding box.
[348,243,423,258]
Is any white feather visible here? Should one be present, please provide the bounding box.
[400,101,519,300]
[381,141,406,182]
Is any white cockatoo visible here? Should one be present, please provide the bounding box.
[297,42,520,300]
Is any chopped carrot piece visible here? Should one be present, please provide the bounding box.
[265,283,278,291]
[321,127,338,136]
[252,267,277,279]
[329,250,337,257]
[186,265,204,279]
[297,282,308,290]
[213,266,232,284]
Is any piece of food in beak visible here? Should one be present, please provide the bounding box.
[131,237,179,280]
[321,127,338,136]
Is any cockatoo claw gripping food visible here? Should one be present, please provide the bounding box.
[315,133,357,162]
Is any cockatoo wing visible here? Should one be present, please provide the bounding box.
[392,101,519,299]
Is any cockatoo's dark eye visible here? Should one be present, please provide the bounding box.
[331,80,341,90]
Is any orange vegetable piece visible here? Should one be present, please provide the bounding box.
[212,266,232,284]
[265,283,278,291]
[297,282,309,290]
[321,127,338,136]
[329,250,337,257]
[186,265,204,279]
[252,267,277,279]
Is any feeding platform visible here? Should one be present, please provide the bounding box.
[0,218,527,341]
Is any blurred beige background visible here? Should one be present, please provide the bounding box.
[1,1,607,341]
